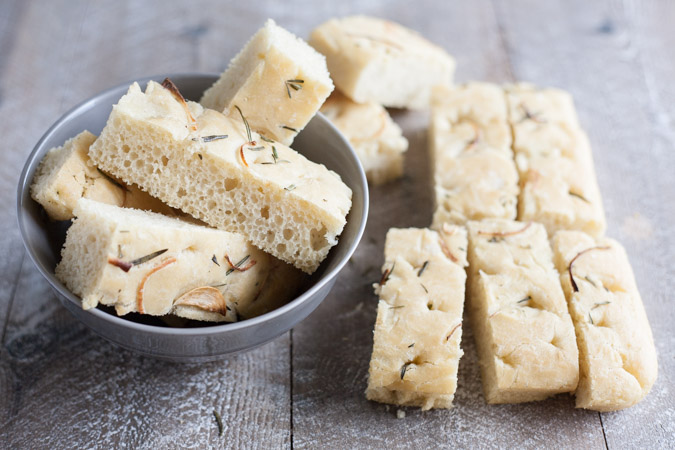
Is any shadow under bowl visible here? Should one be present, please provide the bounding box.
[16,73,368,362]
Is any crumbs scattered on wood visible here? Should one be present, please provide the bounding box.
[213,410,223,436]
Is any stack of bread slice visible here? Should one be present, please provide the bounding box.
[31,19,354,323]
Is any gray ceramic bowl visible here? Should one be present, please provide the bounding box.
[17,73,368,362]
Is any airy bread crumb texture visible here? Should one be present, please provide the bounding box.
[89,81,352,273]
[366,226,467,410]
[552,230,657,411]
[321,90,408,185]
[30,130,181,221]
[55,199,303,322]
[200,19,334,146]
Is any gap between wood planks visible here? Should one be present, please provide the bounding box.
[1,251,25,346]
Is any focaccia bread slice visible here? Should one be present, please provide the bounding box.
[430,83,518,227]
[506,83,606,237]
[55,199,303,321]
[309,16,455,109]
[552,230,658,411]
[30,131,175,220]
[89,80,352,274]
[200,19,334,146]
[466,219,579,404]
[367,226,467,410]
[321,91,408,185]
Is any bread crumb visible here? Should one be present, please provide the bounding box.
[396,409,406,419]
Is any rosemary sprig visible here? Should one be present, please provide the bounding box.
[109,249,171,273]
[261,146,290,164]
[417,261,429,277]
[400,363,410,380]
[234,105,253,143]
[213,410,223,436]
[591,301,611,309]
[520,105,546,124]
[569,191,590,203]
[225,254,256,275]
[380,262,396,286]
[192,135,228,143]
[568,246,611,292]
[281,125,298,132]
[446,322,462,341]
[131,249,169,266]
[285,79,304,98]
[260,135,274,143]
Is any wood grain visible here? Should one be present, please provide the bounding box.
[493,1,675,448]
[1,0,674,448]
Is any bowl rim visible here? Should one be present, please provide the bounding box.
[16,72,369,337]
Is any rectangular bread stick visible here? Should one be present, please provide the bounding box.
[55,199,303,322]
[506,84,606,237]
[430,83,519,227]
[466,219,579,404]
[552,230,658,411]
[366,226,467,410]
[321,91,408,185]
[200,19,334,146]
[310,16,455,109]
[89,80,352,274]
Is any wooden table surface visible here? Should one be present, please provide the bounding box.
[1,1,674,448]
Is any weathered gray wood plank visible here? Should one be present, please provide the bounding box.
[600,0,675,446]
[493,0,674,447]
[291,1,605,448]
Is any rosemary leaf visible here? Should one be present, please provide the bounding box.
[234,105,252,143]
[517,296,531,304]
[417,261,429,277]
[281,125,298,132]
[211,254,220,266]
[284,184,297,191]
[226,254,251,276]
[130,249,168,266]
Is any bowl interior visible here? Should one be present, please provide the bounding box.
[17,73,368,335]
